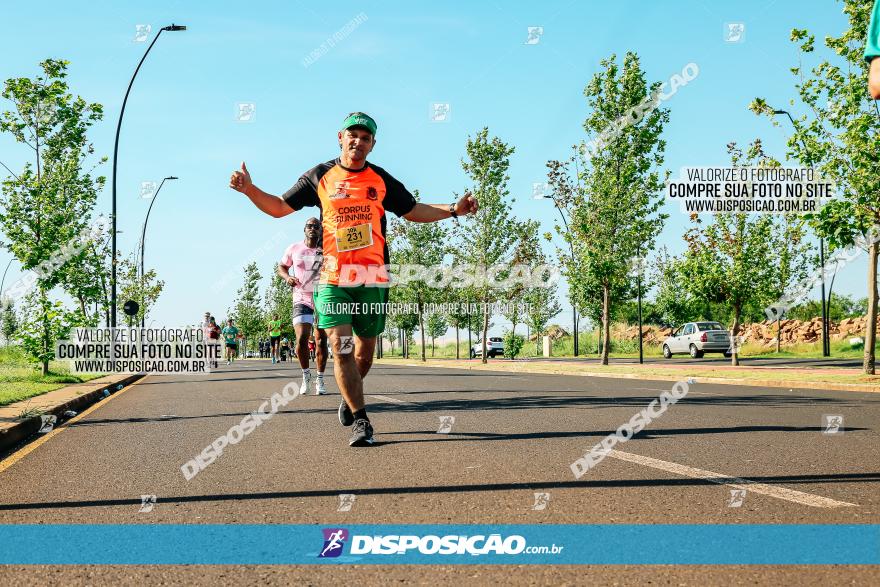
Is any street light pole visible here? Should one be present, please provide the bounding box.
[771,108,830,357]
[637,248,644,364]
[139,176,177,327]
[542,193,578,356]
[111,23,186,328]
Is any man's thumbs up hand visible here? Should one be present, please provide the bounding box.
[229,161,253,193]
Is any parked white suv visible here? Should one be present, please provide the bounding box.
[471,337,504,359]
[662,322,732,359]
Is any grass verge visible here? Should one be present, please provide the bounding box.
[0,346,104,407]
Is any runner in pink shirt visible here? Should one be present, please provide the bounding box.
[278,218,329,394]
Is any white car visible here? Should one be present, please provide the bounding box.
[663,322,732,359]
[471,337,504,359]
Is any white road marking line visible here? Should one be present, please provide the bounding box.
[367,394,413,405]
[683,390,729,397]
[607,450,857,508]
[627,386,729,397]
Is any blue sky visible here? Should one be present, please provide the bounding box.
[0,0,867,334]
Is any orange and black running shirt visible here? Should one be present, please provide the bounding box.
[282,159,417,286]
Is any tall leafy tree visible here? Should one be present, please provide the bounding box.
[750,0,880,372]
[382,322,398,355]
[651,247,696,328]
[426,312,447,356]
[264,269,293,335]
[116,254,164,326]
[523,284,562,356]
[501,219,543,337]
[444,247,481,358]
[679,142,778,365]
[557,52,669,364]
[457,128,518,363]
[770,211,814,351]
[389,190,448,362]
[1,299,18,345]
[16,290,84,369]
[232,262,263,352]
[0,59,106,374]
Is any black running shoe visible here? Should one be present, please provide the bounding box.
[338,400,354,427]
[349,419,375,447]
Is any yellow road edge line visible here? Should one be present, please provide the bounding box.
[0,374,150,475]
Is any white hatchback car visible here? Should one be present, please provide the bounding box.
[662,322,732,359]
[471,337,504,359]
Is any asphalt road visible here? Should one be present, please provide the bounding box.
[0,360,877,585]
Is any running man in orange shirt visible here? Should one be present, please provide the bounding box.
[230,112,477,446]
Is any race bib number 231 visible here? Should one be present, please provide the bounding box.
[336,223,373,252]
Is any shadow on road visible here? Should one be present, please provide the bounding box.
[66,392,873,428]
[371,425,870,445]
[0,472,877,512]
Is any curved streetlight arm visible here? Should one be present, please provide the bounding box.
[111,28,167,327]
[111,23,185,328]
[139,176,177,326]
[140,177,168,266]
[0,257,15,305]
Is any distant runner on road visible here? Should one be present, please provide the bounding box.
[206,316,221,369]
[230,111,478,446]
[278,218,329,395]
[221,318,239,366]
[268,314,283,364]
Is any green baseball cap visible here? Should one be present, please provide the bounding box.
[341,112,377,136]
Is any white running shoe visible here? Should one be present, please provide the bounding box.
[299,371,312,395]
[314,377,326,395]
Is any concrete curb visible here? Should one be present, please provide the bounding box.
[380,360,880,394]
[0,373,145,455]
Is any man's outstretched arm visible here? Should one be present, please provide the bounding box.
[229,162,294,218]
[403,192,478,223]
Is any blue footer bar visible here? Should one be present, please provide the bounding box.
[0,525,877,564]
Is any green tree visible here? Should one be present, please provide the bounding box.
[750,0,880,372]
[444,248,481,359]
[65,236,110,324]
[389,190,448,362]
[116,254,164,326]
[523,283,562,355]
[232,262,263,353]
[769,211,814,351]
[458,128,518,363]
[385,276,420,359]
[789,293,866,322]
[650,247,695,327]
[501,219,543,337]
[382,322,398,355]
[444,299,469,359]
[503,329,525,360]
[0,59,106,374]
[679,142,778,365]
[264,269,293,334]
[426,312,447,356]
[16,291,83,368]
[557,52,669,364]
[1,299,18,345]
